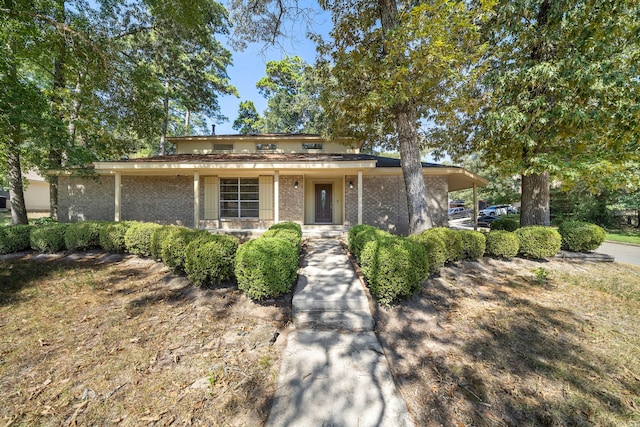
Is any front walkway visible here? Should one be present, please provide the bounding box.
[266,239,414,427]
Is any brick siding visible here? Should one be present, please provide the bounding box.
[279,175,304,223]
[121,175,193,226]
[58,175,115,222]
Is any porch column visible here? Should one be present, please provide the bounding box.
[193,172,200,228]
[114,172,121,222]
[274,171,280,223]
[357,170,363,225]
[473,182,478,231]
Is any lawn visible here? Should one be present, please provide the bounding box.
[0,210,51,226]
[606,229,640,246]
[375,257,640,426]
[0,251,290,426]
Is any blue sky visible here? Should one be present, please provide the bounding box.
[215,6,332,135]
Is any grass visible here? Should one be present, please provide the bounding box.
[0,210,52,226]
[0,252,289,426]
[375,257,640,427]
[606,229,640,245]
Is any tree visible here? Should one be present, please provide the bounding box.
[436,0,640,226]
[257,55,324,133]
[233,100,264,134]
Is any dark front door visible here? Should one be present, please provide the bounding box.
[315,184,333,223]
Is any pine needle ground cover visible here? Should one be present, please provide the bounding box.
[0,252,290,426]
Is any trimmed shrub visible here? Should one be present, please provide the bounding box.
[422,227,463,263]
[64,221,105,251]
[262,228,301,251]
[0,225,33,254]
[150,225,181,261]
[235,237,299,300]
[359,236,428,305]
[408,232,446,276]
[558,220,606,252]
[30,223,68,253]
[515,226,562,259]
[124,222,161,257]
[485,230,520,259]
[269,222,302,238]
[347,224,378,255]
[458,230,486,260]
[184,234,240,286]
[490,218,520,232]
[350,227,390,261]
[99,221,132,253]
[161,228,210,273]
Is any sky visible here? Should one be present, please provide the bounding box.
[214,6,332,135]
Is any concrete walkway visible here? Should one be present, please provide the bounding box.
[266,239,414,427]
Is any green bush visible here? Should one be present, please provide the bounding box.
[125,222,161,257]
[347,224,378,255]
[422,227,463,263]
[269,222,302,238]
[457,230,486,260]
[30,223,68,253]
[150,225,181,261]
[262,228,301,251]
[408,232,446,276]
[359,236,428,305]
[99,221,132,253]
[235,237,299,300]
[0,225,33,254]
[558,220,606,252]
[515,226,562,259]
[490,218,520,232]
[64,221,105,251]
[349,227,390,260]
[485,230,520,259]
[161,228,210,273]
[184,234,240,286]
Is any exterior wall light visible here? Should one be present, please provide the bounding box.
[294,181,299,189]
[349,181,354,189]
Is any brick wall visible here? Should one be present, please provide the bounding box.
[279,175,304,223]
[121,175,193,226]
[58,175,115,222]
[345,173,449,235]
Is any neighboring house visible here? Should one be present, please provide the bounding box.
[2,171,50,212]
[55,134,487,234]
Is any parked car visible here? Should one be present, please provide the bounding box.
[480,204,516,216]
[477,214,500,227]
[448,207,465,217]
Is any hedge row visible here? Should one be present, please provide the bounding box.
[234,222,301,301]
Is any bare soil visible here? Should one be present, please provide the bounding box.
[0,251,292,426]
[374,257,640,427]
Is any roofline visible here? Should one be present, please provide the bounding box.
[166,133,364,148]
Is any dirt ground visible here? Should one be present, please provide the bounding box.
[0,251,292,426]
[374,257,640,427]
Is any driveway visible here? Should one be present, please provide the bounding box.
[596,242,640,266]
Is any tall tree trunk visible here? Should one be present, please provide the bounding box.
[520,172,550,226]
[49,0,66,221]
[379,0,432,234]
[159,81,169,155]
[184,109,191,135]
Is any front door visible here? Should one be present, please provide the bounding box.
[315,184,333,223]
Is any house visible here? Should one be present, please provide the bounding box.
[55,134,487,234]
[1,171,50,212]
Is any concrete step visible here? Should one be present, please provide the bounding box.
[294,311,374,331]
[293,296,370,313]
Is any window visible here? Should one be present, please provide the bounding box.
[213,143,234,152]
[219,178,259,218]
[256,143,277,151]
[302,143,323,150]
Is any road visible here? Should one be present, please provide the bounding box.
[596,242,640,266]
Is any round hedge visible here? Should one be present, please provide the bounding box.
[161,228,210,273]
[422,227,463,263]
[261,228,301,251]
[359,236,428,305]
[349,227,390,261]
[348,224,377,249]
[490,218,520,232]
[485,230,520,259]
[558,220,606,252]
[124,222,161,257]
[0,225,33,254]
[99,221,132,253]
[30,223,68,253]
[64,221,105,251]
[184,234,240,286]
[269,222,302,238]
[408,232,446,276]
[514,226,562,259]
[457,230,486,260]
[150,225,181,261]
[235,237,299,300]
